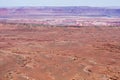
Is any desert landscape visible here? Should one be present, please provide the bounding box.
[0,7,120,80]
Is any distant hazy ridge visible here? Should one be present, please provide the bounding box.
[0,7,120,18]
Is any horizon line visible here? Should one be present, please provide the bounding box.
[0,6,120,8]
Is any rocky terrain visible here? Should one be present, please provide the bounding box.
[1,17,120,27]
[0,22,120,80]
[0,6,120,80]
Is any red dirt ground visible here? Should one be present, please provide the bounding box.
[0,23,120,80]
